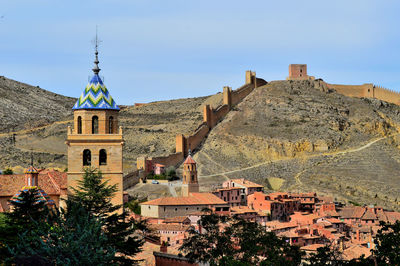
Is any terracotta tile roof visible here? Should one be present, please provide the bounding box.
[323,210,340,217]
[141,193,227,206]
[385,211,400,223]
[352,207,366,219]
[164,216,190,224]
[184,155,196,164]
[215,187,243,192]
[317,196,333,203]
[277,230,299,238]
[351,225,371,233]
[231,206,257,214]
[231,179,263,188]
[361,209,377,220]
[342,244,372,260]
[325,218,343,224]
[149,224,189,232]
[290,192,316,198]
[300,244,325,251]
[338,207,355,219]
[0,171,67,196]
[265,221,297,230]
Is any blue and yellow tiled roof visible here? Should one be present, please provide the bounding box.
[72,74,119,110]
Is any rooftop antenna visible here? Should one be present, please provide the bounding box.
[91,26,102,75]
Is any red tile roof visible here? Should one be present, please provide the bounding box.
[231,179,263,188]
[184,155,196,164]
[300,244,325,251]
[164,216,190,224]
[149,224,189,232]
[141,193,227,206]
[0,171,67,196]
[361,209,377,220]
[231,206,257,214]
[342,244,372,260]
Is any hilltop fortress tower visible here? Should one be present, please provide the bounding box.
[66,43,123,208]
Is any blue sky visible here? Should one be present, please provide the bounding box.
[0,0,399,105]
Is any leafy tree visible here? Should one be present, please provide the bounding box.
[373,221,400,265]
[126,195,145,215]
[180,210,303,266]
[306,245,342,266]
[69,168,146,265]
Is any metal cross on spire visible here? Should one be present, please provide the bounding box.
[92,26,102,75]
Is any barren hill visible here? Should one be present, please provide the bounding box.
[0,75,222,172]
[193,80,400,210]
[0,76,76,133]
[2,75,400,210]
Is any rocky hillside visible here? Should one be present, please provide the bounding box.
[0,75,222,173]
[0,76,76,133]
[193,80,400,211]
[2,75,400,210]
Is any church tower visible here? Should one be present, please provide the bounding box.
[66,39,124,208]
[182,151,199,197]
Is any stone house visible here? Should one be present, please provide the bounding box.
[141,192,229,219]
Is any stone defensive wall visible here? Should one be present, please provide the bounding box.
[175,71,267,158]
[135,71,267,174]
[326,83,400,105]
[123,169,140,190]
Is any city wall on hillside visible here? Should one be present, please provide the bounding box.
[288,64,400,105]
[326,83,400,105]
[136,71,267,172]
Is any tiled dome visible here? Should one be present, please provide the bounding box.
[72,74,119,110]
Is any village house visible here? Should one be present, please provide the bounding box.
[149,223,190,247]
[222,178,264,198]
[153,163,166,175]
[212,187,245,207]
[289,192,317,212]
[140,192,229,219]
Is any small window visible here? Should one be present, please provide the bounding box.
[99,149,107,165]
[77,116,82,134]
[92,116,99,134]
[83,149,91,166]
[109,116,113,134]
[175,208,178,211]
[191,175,195,181]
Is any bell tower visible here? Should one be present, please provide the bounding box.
[66,37,124,208]
[182,151,199,196]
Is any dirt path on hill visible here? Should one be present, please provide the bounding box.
[198,134,397,179]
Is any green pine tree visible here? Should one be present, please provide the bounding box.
[0,188,48,261]
[69,168,146,265]
[8,200,116,266]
